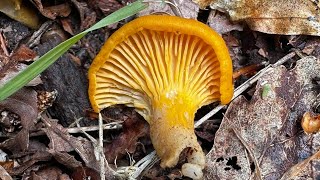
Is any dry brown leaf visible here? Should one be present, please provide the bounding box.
[30,166,70,180]
[0,164,12,180]
[199,0,320,35]
[138,0,199,19]
[0,63,42,86]
[31,0,71,19]
[88,0,123,15]
[10,44,37,62]
[41,116,115,178]
[0,88,37,129]
[207,10,243,34]
[104,111,149,162]
[48,150,82,169]
[71,167,100,180]
[205,56,320,179]
[280,148,320,180]
[70,0,96,31]
[11,150,52,175]
[42,119,74,152]
[0,88,38,152]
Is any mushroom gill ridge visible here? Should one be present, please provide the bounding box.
[94,30,221,120]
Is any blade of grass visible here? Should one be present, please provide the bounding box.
[0,1,148,101]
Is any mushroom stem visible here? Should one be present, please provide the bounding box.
[149,90,205,175]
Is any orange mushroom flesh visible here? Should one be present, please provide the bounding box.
[88,15,233,179]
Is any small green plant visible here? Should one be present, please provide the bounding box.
[0,1,147,101]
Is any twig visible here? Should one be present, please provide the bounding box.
[75,116,108,180]
[26,21,53,48]
[0,32,9,56]
[99,113,105,180]
[194,51,296,128]
[67,121,123,133]
[0,165,12,180]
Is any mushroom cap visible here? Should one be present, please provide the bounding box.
[88,15,233,178]
[89,15,233,115]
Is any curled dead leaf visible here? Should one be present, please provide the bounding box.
[70,0,96,31]
[199,0,320,35]
[0,88,38,129]
[31,0,71,19]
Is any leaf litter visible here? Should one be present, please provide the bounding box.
[2,0,320,179]
[205,56,320,179]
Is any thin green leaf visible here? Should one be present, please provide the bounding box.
[0,1,147,101]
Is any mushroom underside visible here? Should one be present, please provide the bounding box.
[92,29,223,178]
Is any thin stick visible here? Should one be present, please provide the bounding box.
[194,51,296,128]
[0,32,9,56]
[67,122,123,133]
[26,21,53,48]
[99,113,105,180]
[0,165,12,180]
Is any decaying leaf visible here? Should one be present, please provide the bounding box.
[0,88,38,153]
[207,10,243,34]
[0,63,42,86]
[10,44,37,62]
[41,116,116,178]
[0,164,12,180]
[138,0,199,19]
[280,148,320,180]
[70,0,96,31]
[205,56,320,179]
[48,150,82,169]
[29,166,70,180]
[104,111,149,163]
[197,0,320,35]
[0,88,37,129]
[31,0,71,20]
[88,0,123,15]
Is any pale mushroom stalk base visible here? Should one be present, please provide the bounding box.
[150,91,205,179]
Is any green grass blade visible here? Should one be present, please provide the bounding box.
[0,1,147,101]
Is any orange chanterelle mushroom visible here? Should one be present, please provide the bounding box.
[88,15,233,179]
